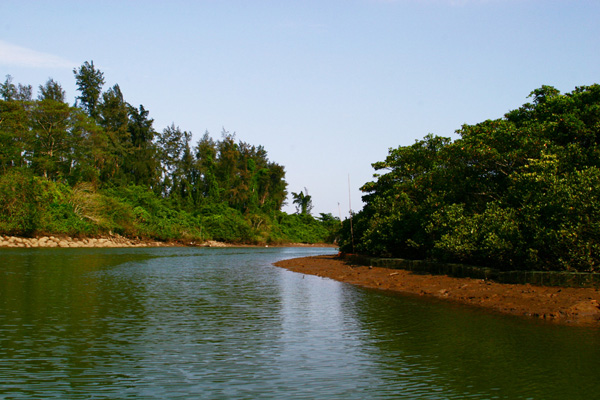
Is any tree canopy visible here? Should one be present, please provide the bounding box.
[340,84,600,273]
[0,62,335,244]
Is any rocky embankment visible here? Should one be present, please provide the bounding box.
[0,236,328,249]
[0,235,163,248]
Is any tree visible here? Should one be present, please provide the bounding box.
[156,123,193,198]
[0,99,29,171]
[97,84,130,182]
[0,76,30,102]
[38,78,66,103]
[125,104,159,187]
[16,84,33,102]
[0,75,17,101]
[292,188,313,216]
[195,131,219,201]
[215,129,238,203]
[28,97,72,179]
[73,61,105,120]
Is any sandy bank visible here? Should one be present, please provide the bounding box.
[275,254,600,327]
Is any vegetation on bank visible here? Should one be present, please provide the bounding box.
[339,84,600,273]
[0,63,339,244]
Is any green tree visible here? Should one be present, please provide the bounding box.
[292,188,313,216]
[156,123,193,199]
[97,84,131,183]
[73,61,105,120]
[215,129,239,204]
[28,97,71,179]
[195,131,219,201]
[38,78,66,103]
[126,104,159,187]
[0,99,29,171]
[0,75,17,101]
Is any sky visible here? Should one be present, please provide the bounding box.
[1,0,599,217]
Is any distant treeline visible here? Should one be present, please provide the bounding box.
[339,85,600,273]
[0,61,339,243]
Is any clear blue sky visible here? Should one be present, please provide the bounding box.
[1,0,599,216]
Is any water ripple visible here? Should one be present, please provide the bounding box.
[1,247,600,399]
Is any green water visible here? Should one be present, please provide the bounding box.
[1,247,599,399]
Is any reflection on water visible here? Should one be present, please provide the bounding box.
[1,247,599,399]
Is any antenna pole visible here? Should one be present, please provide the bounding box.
[348,175,355,253]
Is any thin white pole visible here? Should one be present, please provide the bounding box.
[348,174,355,253]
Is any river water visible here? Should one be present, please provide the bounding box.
[1,246,599,399]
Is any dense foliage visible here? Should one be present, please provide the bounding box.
[0,64,337,244]
[340,85,600,272]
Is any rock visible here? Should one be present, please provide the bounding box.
[206,240,227,247]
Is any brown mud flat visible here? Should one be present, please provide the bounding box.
[274,254,600,327]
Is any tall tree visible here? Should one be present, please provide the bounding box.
[292,188,313,216]
[156,123,192,197]
[0,99,29,171]
[97,84,130,182]
[260,162,287,212]
[16,84,33,102]
[195,131,219,201]
[73,61,105,120]
[38,78,66,103]
[126,104,159,187]
[0,75,17,101]
[177,138,196,205]
[0,76,31,102]
[28,98,72,179]
[215,129,238,202]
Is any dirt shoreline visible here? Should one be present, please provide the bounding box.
[274,254,600,327]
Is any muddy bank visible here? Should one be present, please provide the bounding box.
[274,255,600,327]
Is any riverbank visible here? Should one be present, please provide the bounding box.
[0,234,166,248]
[274,254,600,327]
[0,234,335,249]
